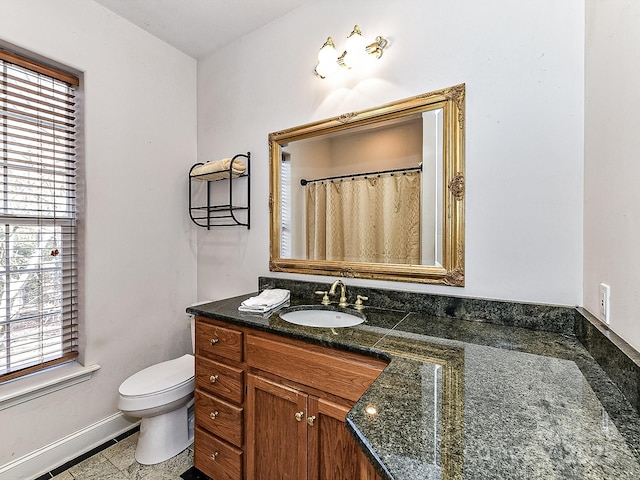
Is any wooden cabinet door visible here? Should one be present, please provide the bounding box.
[246,374,308,480]
[308,396,382,480]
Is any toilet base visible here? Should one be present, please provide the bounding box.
[134,398,194,465]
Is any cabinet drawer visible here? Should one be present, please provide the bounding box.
[246,334,385,402]
[195,389,243,447]
[196,356,244,404]
[196,318,243,362]
[195,426,242,480]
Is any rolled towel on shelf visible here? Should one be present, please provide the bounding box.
[238,289,290,313]
[190,157,246,181]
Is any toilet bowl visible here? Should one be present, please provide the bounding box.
[118,353,195,465]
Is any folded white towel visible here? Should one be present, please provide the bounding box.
[190,158,246,181]
[238,289,290,313]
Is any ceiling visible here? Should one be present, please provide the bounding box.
[92,0,314,59]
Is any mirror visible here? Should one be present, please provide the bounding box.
[269,84,465,285]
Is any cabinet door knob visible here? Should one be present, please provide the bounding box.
[211,451,219,461]
[210,411,219,420]
[294,411,304,422]
[307,415,316,426]
[210,374,219,383]
[210,338,219,345]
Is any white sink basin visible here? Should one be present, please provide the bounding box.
[279,307,365,328]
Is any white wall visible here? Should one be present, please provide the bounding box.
[327,122,422,176]
[0,0,197,467]
[584,0,640,351]
[286,137,331,258]
[196,0,584,306]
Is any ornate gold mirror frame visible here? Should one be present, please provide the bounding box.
[269,84,465,285]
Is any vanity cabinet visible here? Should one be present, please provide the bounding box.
[194,320,245,480]
[193,316,386,480]
[247,375,381,480]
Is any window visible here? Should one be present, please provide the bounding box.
[0,49,79,382]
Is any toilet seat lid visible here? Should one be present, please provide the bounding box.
[119,354,194,398]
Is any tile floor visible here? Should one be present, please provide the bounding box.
[36,430,200,480]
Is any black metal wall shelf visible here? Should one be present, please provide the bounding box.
[188,152,250,229]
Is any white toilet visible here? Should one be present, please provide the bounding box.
[118,320,195,465]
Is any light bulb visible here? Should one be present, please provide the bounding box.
[317,37,337,63]
[315,60,338,79]
[343,25,367,69]
[315,37,339,78]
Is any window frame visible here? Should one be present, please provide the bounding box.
[0,48,80,383]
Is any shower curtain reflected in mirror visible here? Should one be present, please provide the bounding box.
[306,171,421,264]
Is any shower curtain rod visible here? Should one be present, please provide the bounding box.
[300,164,422,186]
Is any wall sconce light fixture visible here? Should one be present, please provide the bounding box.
[314,25,388,79]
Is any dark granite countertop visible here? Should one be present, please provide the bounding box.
[187,292,640,480]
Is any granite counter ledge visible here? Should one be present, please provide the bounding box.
[187,293,408,360]
[187,295,640,480]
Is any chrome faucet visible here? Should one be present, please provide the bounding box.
[328,280,348,307]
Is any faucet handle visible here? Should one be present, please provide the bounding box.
[315,290,330,305]
[354,295,368,310]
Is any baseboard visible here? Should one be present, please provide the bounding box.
[0,412,139,480]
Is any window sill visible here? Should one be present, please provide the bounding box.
[0,362,100,411]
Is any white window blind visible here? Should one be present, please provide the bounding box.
[280,153,291,257]
[0,50,79,382]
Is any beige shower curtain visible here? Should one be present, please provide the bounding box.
[306,171,421,264]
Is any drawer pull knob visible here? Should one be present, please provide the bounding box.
[294,411,304,422]
[210,374,219,383]
[307,415,316,426]
[211,451,219,461]
[210,411,219,420]
[210,338,219,345]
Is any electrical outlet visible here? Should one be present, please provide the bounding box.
[599,283,610,324]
